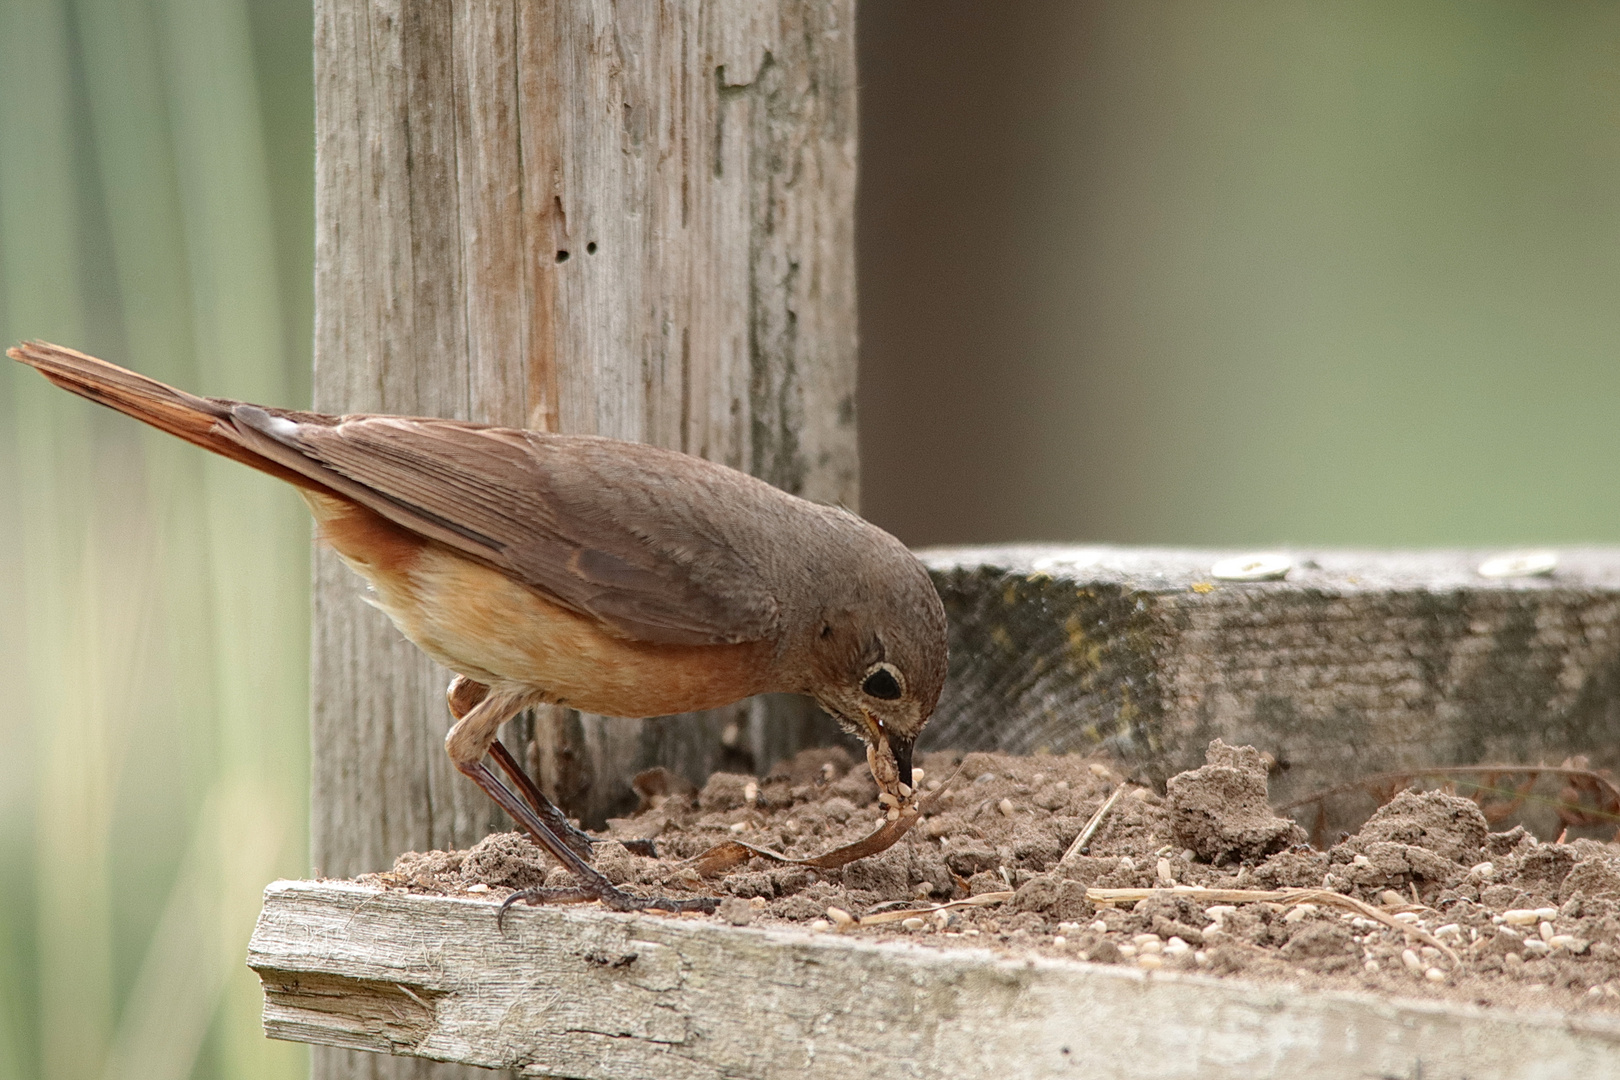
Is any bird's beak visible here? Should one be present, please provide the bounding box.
[891,734,914,791]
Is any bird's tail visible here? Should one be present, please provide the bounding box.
[8,340,317,487]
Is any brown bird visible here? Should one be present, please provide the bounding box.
[10,341,948,913]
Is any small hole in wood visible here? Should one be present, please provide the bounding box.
[555,250,570,263]
[586,242,597,255]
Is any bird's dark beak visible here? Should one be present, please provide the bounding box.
[892,735,914,790]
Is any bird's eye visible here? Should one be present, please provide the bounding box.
[861,664,903,700]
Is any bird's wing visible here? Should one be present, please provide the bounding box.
[229,409,783,646]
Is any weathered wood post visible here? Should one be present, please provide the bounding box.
[310,2,855,1076]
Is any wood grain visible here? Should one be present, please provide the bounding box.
[251,880,1620,1079]
[312,2,854,1074]
[923,546,1620,833]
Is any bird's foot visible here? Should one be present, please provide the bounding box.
[498,881,716,929]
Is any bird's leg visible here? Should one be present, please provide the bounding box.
[448,676,597,862]
[445,683,715,916]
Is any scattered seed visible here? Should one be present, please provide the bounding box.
[1425,967,1445,983]
[1163,937,1191,957]
[1401,949,1424,975]
[1137,954,1163,970]
[1364,959,1380,973]
[1157,858,1176,885]
[1391,912,1420,924]
[465,883,489,894]
[1534,907,1560,920]
[1090,919,1109,933]
[1470,861,1494,879]
[1283,904,1314,924]
[901,917,926,931]
[1549,935,1583,951]
[1089,763,1112,779]
[809,919,831,932]
[744,780,758,804]
[1057,921,1082,933]
[822,762,837,781]
[1352,854,1371,868]
[1434,924,1461,939]
[1540,921,1555,942]
[1117,944,1138,959]
[998,798,1015,817]
[826,906,855,928]
[729,821,748,833]
[1524,939,1551,955]
[1052,935,1068,947]
[915,883,934,900]
[1504,953,1524,969]
[1194,950,1211,967]
[912,768,926,783]
[896,783,913,798]
[1379,890,1406,907]
[878,792,901,809]
[886,807,901,822]
[1502,909,1541,926]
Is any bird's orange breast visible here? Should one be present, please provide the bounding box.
[303,491,778,717]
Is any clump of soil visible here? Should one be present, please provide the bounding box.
[358,740,1620,1016]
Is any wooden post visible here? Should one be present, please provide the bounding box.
[310,2,855,1075]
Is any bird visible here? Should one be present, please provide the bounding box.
[9,340,949,913]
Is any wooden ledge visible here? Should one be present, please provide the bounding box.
[923,546,1620,829]
[250,880,1620,1080]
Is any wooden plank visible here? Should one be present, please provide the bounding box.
[249,880,1620,1080]
[923,546,1620,830]
[310,0,855,871]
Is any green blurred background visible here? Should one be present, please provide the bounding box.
[2,2,1619,1077]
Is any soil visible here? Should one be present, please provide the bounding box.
[358,740,1620,1016]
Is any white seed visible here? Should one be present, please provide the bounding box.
[1133,932,1162,945]
[1119,856,1136,872]
[1524,939,1551,955]
[1503,952,1524,969]
[1420,946,1441,962]
[1534,907,1560,920]
[1052,935,1068,947]
[1590,986,1606,999]
[743,780,758,804]
[822,762,837,781]
[887,807,901,822]
[826,906,855,927]
[1089,763,1112,779]
[901,917,927,931]
[915,883,934,900]
[1392,912,1420,924]
[1434,923,1461,939]
[1502,909,1540,926]
[1364,959,1380,973]
[1136,953,1163,970]
[810,919,831,932]
[1194,950,1211,967]
[1117,944,1138,958]
[1352,854,1371,868]
[1540,921,1555,942]
[878,792,901,808]
[729,821,748,833]
[912,768,926,783]
[1401,949,1424,975]
[465,883,489,894]
[1205,905,1237,922]
[1379,890,1406,907]
[1057,921,1082,933]
[926,779,941,791]
[1549,934,1582,951]
[1163,936,1191,956]
[896,783,913,798]
[933,910,952,930]
[1157,858,1176,885]
[998,798,1015,817]
[1425,967,1446,983]
[1283,905,1314,924]
[1470,861,1494,879]
[1090,920,1109,933]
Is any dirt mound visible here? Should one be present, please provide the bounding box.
[359,740,1620,1017]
